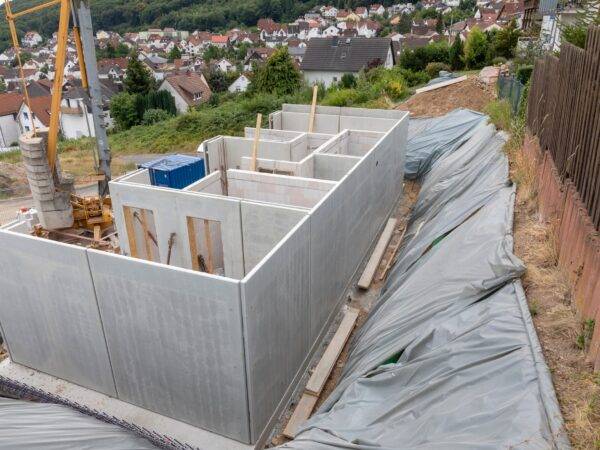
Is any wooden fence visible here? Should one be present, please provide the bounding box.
[527,26,600,229]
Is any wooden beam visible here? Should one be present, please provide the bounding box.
[378,226,407,282]
[93,225,101,241]
[282,393,318,439]
[308,85,318,133]
[305,307,359,396]
[187,217,200,271]
[203,219,214,273]
[140,209,153,261]
[250,113,262,172]
[123,206,138,258]
[357,218,397,289]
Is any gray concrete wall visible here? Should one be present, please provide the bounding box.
[240,201,308,273]
[0,231,116,396]
[87,250,250,442]
[313,153,360,181]
[110,181,245,278]
[240,216,311,442]
[227,170,335,209]
[205,136,292,172]
[184,171,223,194]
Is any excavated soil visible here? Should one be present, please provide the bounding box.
[396,76,496,117]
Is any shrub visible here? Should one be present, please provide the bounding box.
[142,108,172,125]
[425,62,451,78]
[492,56,507,65]
[449,35,465,70]
[463,26,489,69]
[339,73,357,89]
[400,42,450,72]
[109,92,139,131]
[397,68,430,87]
[382,78,408,100]
[321,88,371,107]
[249,47,301,96]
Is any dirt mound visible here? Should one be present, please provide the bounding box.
[0,162,30,199]
[397,76,495,117]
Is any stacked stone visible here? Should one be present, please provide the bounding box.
[19,132,74,229]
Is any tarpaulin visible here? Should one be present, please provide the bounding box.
[404,109,488,179]
[0,396,157,449]
[279,111,569,450]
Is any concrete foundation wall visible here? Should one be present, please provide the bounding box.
[205,136,292,172]
[241,216,311,442]
[227,170,335,209]
[87,251,250,442]
[0,231,116,396]
[0,106,409,448]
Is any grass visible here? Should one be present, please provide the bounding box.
[0,150,22,164]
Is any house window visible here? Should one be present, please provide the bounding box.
[333,76,338,82]
[24,126,30,132]
[193,93,202,101]
[23,112,28,119]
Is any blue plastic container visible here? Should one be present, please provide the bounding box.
[141,154,205,189]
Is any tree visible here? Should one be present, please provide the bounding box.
[124,56,155,95]
[168,46,182,61]
[559,0,600,48]
[340,73,357,88]
[249,47,301,96]
[435,11,444,33]
[397,13,412,34]
[493,20,520,59]
[0,78,6,93]
[109,92,139,130]
[449,34,465,70]
[205,69,229,92]
[463,27,488,69]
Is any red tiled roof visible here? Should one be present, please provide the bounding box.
[24,95,52,126]
[0,92,23,116]
[165,73,212,107]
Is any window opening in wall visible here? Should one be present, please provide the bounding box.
[186,216,225,276]
[123,206,160,262]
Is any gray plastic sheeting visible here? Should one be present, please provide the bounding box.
[279,113,569,449]
[404,109,489,179]
[0,396,157,449]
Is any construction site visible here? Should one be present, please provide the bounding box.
[0,0,598,447]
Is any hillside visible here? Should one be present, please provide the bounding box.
[0,0,317,52]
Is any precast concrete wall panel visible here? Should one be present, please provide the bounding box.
[281,112,340,134]
[240,201,308,273]
[313,154,360,181]
[87,250,251,443]
[339,107,406,119]
[241,217,311,442]
[0,231,116,396]
[339,116,399,132]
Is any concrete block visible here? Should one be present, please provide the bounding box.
[37,208,74,229]
[87,250,250,442]
[0,231,116,396]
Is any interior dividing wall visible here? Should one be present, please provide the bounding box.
[312,153,360,181]
[204,136,293,172]
[227,170,335,209]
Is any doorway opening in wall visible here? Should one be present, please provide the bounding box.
[123,206,160,262]
[186,216,225,276]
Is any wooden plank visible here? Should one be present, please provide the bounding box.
[378,226,407,282]
[186,217,200,271]
[357,218,397,289]
[282,393,318,439]
[203,219,214,273]
[140,209,153,261]
[250,113,262,172]
[305,307,359,396]
[308,84,318,133]
[123,206,138,258]
[93,225,101,242]
[414,75,467,94]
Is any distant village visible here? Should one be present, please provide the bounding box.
[0,1,527,149]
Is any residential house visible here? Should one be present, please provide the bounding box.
[321,6,339,18]
[322,25,340,37]
[158,72,212,114]
[355,7,369,18]
[17,95,52,133]
[357,19,382,37]
[369,4,386,16]
[0,93,22,148]
[97,57,128,81]
[22,31,43,48]
[301,37,394,87]
[215,58,235,73]
[59,82,117,138]
[211,35,230,48]
[243,47,275,71]
[228,74,251,93]
[257,19,288,41]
